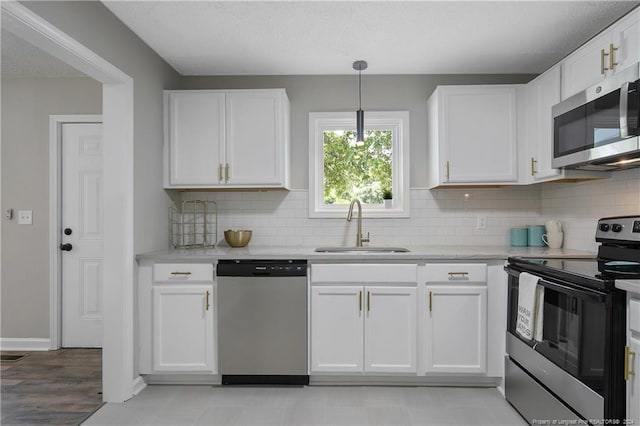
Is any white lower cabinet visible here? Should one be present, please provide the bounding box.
[138,262,216,375]
[425,285,487,374]
[310,264,418,374]
[424,263,488,375]
[311,285,417,374]
[152,284,215,372]
[627,296,640,423]
[628,335,640,422]
[365,287,417,373]
[310,286,364,372]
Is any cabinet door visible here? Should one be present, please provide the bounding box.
[225,91,285,186]
[440,86,518,183]
[426,285,487,374]
[166,92,225,186]
[562,32,612,100]
[611,9,640,77]
[628,337,640,423]
[527,65,563,182]
[310,286,364,373]
[153,284,215,372]
[364,286,417,373]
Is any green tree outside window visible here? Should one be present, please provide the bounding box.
[323,130,392,205]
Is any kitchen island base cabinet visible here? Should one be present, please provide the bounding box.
[152,284,215,373]
[425,286,487,374]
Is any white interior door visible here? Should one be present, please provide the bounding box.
[61,122,104,347]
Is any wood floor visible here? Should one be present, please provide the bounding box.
[1,348,103,425]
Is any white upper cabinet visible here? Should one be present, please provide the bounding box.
[164,89,290,189]
[225,91,287,186]
[427,85,519,188]
[562,8,640,100]
[166,92,225,186]
[521,66,604,184]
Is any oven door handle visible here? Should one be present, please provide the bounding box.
[537,278,606,303]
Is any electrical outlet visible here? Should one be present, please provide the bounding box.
[18,210,33,225]
[476,215,487,230]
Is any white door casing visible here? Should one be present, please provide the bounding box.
[61,123,104,348]
[6,0,139,399]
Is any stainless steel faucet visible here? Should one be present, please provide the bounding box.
[346,199,370,247]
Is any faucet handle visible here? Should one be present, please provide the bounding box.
[361,232,370,246]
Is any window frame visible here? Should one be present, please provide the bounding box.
[308,111,410,218]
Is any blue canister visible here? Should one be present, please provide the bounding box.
[510,228,528,247]
[527,225,545,247]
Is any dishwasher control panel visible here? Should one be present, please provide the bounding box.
[217,259,307,277]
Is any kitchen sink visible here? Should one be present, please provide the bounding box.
[314,246,410,253]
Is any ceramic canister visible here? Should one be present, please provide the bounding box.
[510,228,528,247]
[527,225,546,247]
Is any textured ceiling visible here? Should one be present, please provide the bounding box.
[102,1,640,76]
[1,29,85,78]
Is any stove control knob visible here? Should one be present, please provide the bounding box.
[599,223,610,232]
[612,223,623,233]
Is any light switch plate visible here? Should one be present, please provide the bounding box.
[18,210,33,225]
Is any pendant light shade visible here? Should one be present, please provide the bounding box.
[353,60,368,144]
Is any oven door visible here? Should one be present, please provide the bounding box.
[507,270,607,393]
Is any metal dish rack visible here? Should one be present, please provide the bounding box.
[169,200,217,248]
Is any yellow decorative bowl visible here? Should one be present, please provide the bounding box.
[224,230,252,247]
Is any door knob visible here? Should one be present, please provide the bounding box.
[64,228,72,235]
[59,243,73,251]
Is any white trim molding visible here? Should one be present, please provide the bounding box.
[2,1,136,403]
[131,376,147,396]
[49,115,103,351]
[0,338,51,351]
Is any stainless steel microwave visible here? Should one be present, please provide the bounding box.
[552,64,640,171]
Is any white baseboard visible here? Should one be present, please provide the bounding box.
[0,338,51,351]
[131,376,147,396]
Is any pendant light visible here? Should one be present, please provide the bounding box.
[353,60,368,145]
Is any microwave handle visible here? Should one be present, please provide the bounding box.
[620,81,630,138]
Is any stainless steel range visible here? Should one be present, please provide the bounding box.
[505,216,640,424]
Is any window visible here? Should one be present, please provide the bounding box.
[309,111,410,218]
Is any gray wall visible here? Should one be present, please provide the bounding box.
[1,1,182,341]
[1,77,102,338]
[20,0,183,256]
[182,74,535,189]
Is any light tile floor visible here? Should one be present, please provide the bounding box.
[84,385,527,425]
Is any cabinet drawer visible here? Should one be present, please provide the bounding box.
[153,263,214,282]
[425,264,487,283]
[630,298,640,334]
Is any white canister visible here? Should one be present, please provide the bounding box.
[545,220,562,233]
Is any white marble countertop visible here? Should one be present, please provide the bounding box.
[616,279,640,294]
[136,245,595,262]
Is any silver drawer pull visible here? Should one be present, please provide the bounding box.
[448,272,469,278]
[170,272,192,276]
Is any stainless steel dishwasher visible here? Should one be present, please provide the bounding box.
[217,259,308,385]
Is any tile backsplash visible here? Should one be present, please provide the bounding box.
[182,169,639,251]
[541,168,640,252]
[182,186,543,248]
